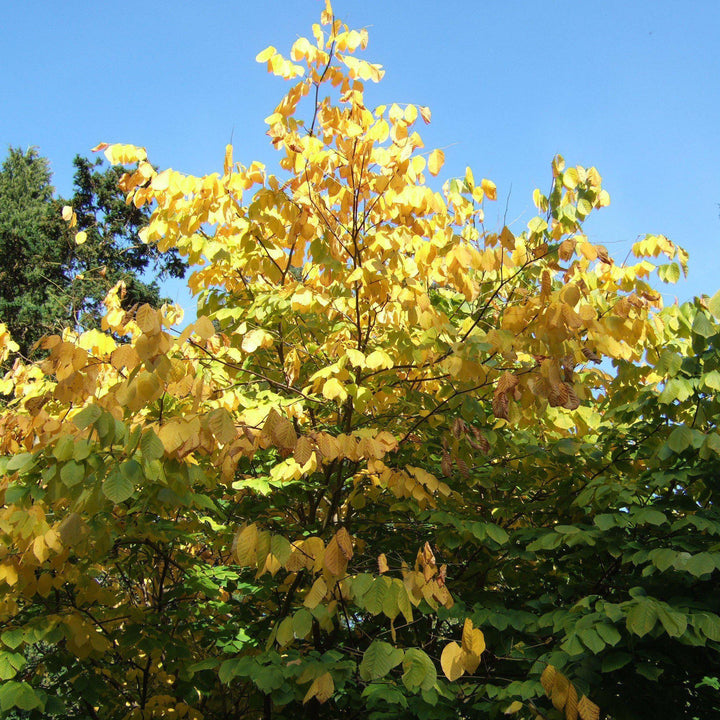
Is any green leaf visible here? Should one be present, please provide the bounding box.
[276,617,294,647]
[269,535,291,565]
[692,311,715,338]
[293,608,313,639]
[685,552,716,578]
[140,429,165,461]
[655,605,687,638]
[52,435,76,462]
[401,648,436,692]
[73,404,102,430]
[649,548,678,572]
[102,468,134,504]
[703,370,720,391]
[359,641,404,681]
[60,460,85,488]
[120,459,143,484]
[595,623,621,646]
[6,453,37,473]
[578,627,605,654]
[0,681,44,712]
[626,601,657,638]
[667,425,694,454]
[560,633,584,656]
[636,662,663,681]
[0,630,24,651]
[708,289,720,319]
[695,613,720,642]
[659,262,680,284]
[601,651,632,672]
[0,652,24,680]
[594,514,615,531]
[363,577,389,616]
[633,508,666,526]
[485,523,509,545]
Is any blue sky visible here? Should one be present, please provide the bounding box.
[2,0,718,312]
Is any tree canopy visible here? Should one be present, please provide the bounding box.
[0,4,717,720]
[0,148,186,359]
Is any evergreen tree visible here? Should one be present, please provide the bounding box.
[0,147,67,356]
[0,147,187,358]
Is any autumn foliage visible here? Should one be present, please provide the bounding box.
[2,3,719,719]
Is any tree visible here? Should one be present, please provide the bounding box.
[0,148,67,356]
[0,4,716,719]
[0,149,186,359]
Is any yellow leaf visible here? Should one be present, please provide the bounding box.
[224,143,233,175]
[440,641,465,681]
[136,304,161,335]
[566,683,579,720]
[345,347,365,367]
[234,524,258,566]
[256,45,276,63]
[242,328,273,353]
[194,315,216,340]
[428,149,445,176]
[323,377,348,402]
[419,106,432,124]
[335,527,353,560]
[323,536,347,576]
[365,349,392,370]
[504,701,523,714]
[378,553,389,574]
[303,671,334,704]
[62,205,76,227]
[75,231,87,246]
[304,576,328,609]
[577,696,600,720]
[552,672,570,711]
[481,178,497,200]
[151,169,171,192]
[461,618,486,657]
[563,167,579,189]
[541,664,557,695]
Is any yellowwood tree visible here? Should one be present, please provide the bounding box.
[2,3,713,720]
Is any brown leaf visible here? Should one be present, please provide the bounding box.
[316,433,339,461]
[440,452,452,477]
[377,553,389,574]
[596,245,612,264]
[582,347,601,364]
[456,457,470,478]
[492,390,509,420]
[452,418,466,438]
[473,429,491,454]
[562,383,580,410]
[558,238,576,261]
[293,436,313,465]
[541,269,552,297]
[496,371,519,394]
[272,416,297,450]
[547,384,564,408]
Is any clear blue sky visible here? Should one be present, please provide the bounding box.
[2,0,718,311]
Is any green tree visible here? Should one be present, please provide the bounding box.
[0,148,67,356]
[1,5,718,720]
[0,148,186,359]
